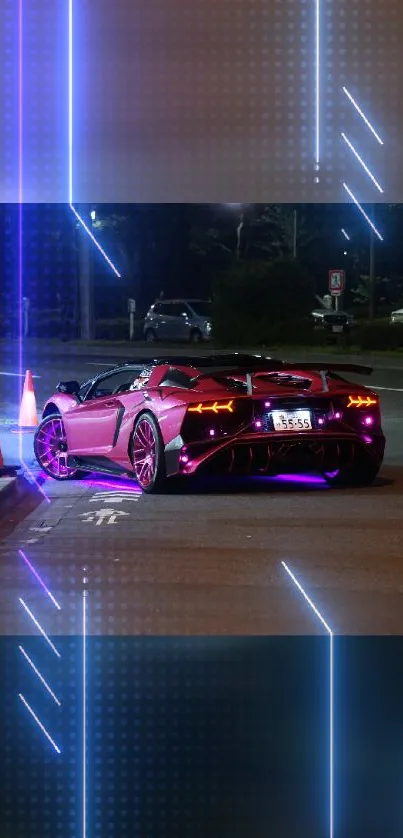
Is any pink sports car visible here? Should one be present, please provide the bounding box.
[34,353,385,493]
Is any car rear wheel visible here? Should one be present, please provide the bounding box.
[130,413,166,493]
[145,329,157,343]
[323,458,381,488]
[34,413,84,480]
[190,328,202,344]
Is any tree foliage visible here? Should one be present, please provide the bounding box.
[212,258,315,345]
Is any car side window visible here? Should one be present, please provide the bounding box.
[170,303,184,317]
[89,370,141,399]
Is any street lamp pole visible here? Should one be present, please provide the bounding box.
[369,204,376,321]
[78,205,95,340]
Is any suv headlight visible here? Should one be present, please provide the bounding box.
[205,321,212,333]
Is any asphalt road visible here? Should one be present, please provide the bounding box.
[1,342,403,635]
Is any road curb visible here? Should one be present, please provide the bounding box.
[0,468,46,510]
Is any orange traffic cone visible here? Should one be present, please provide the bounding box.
[17,370,39,431]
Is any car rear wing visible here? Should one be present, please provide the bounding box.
[190,361,373,395]
[192,361,373,379]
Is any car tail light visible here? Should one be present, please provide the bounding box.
[346,394,378,408]
[187,399,234,414]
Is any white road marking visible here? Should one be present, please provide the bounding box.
[372,386,403,393]
[89,491,140,504]
[80,508,130,525]
[0,371,40,378]
[30,526,53,533]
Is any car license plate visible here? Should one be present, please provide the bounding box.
[271,410,312,431]
[332,324,343,333]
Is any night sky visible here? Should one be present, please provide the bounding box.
[1,0,403,203]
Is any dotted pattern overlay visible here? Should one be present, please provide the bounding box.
[1,637,328,838]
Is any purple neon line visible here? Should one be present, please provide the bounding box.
[18,0,23,462]
[19,550,61,609]
[16,2,50,502]
[19,694,61,754]
[19,598,61,658]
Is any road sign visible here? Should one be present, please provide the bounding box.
[328,270,345,296]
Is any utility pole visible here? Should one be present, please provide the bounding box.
[292,208,297,259]
[78,206,95,340]
[369,203,376,321]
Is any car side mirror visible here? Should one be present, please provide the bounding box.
[56,380,81,395]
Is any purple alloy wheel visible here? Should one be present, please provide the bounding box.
[35,415,78,479]
[132,418,157,488]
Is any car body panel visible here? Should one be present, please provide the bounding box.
[38,354,385,484]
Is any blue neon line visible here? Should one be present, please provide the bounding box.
[342,87,384,145]
[281,561,334,838]
[70,205,122,278]
[281,561,333,633]
[19,598,61,658]
[68,0,121,278]
[315,0,320,168]
[82,590,87,838]
[341,133,384,193]
[19,693,61,754]
[19,550,61,609]
[19,646,61,706]
[341,228,350,241]
[342,183,384,241]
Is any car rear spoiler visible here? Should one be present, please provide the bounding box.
[191,361,373,395]
[193,361,373,379]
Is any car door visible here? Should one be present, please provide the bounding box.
[65,369,140,456]
[157,302,177,339]
[173,303,192,340]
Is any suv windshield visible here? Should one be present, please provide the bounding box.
[190,302,212,318]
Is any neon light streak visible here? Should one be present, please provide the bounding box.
[342,184,384,241]
[342,87,384,145]
[17,1,50,502]
[341,133,384,193]
[281,561,333,838]
[68,0,121,278]
[82,590,87,838]
[19,598,61,658]
[19,550,61,609]
[18,0,23,431]
[68,0,73,204]
[315,0,320,169]
[19,694,61,754]
[341,229,350,241]
[69,205,122,278]
[19,646,61,706]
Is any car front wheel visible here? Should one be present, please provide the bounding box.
[34,413,84,480]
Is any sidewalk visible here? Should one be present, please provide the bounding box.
[0,423,38,503]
